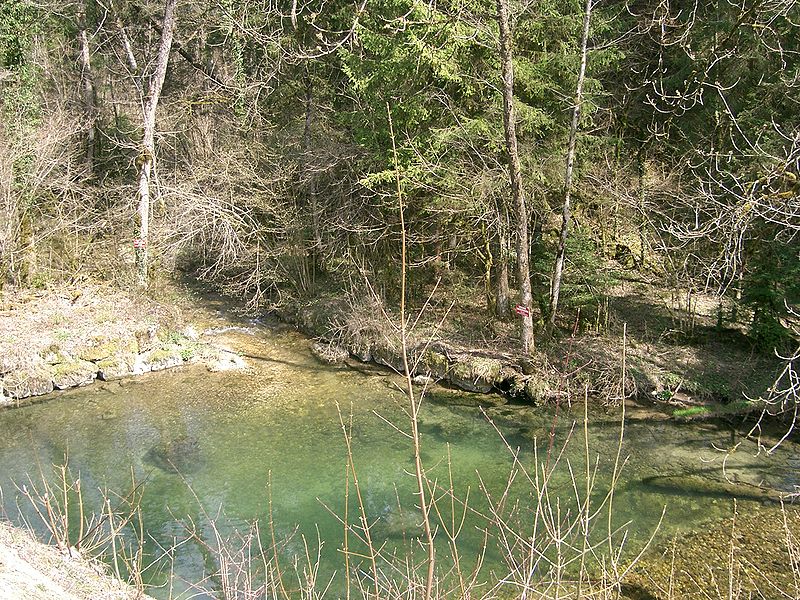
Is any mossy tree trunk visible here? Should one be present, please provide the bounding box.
[497,0,534,353]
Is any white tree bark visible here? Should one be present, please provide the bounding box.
[549,0,593,327]
[78,4,96,175]
[136,0,178,286]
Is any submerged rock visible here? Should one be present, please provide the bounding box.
[310,341,349,365]
[641,473,789,504]
[372,505,425,539]
[144,435,204,474]
[427,388,506,408]
[207,349,247,372]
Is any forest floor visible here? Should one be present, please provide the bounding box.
[289,271,785,425]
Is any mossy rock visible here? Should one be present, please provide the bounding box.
[40,344,70,365]
[145,346,184,371]
[372,342,405,373]
[52,359,97,389]
[78,336,132,362]
[97,353,136,381]
[2,366,55,399]
[448,355,502,393]
[418,347,450,379]
[523,376,551,406]
[144,435,204,474]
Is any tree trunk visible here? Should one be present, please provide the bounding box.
[549,0,593,328]
[496,254,511,317]
[303,73,321,288]
[136,0,178,287]
[496,0,534,353]
[78,4,96,175]
[495,207,511,317]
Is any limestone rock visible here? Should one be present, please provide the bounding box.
[523,376,551,406]
[52,359,97,390]
[417,346,450,380]
[77,336,133,363]
[2,366,54,399]
[372,343,405,373]
[96,353,137,381]
[138,346,184,372]
[207,350,247,372]
[134,326,159,353]
[447,354,502,393]
[348,341,372,363]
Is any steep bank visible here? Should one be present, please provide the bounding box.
[0,521,154,600]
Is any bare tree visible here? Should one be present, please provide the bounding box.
[496,0,534,353]
[77,0,96,175]
[136,0,178,286]
[549,0,593,328]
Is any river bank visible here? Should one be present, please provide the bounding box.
[0,283,246,404]
[0,278,787,424]
[282,279,782,421]
[0,521,155,600]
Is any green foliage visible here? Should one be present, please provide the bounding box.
[742,237,800,352]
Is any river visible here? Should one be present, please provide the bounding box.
[0,306,796,598]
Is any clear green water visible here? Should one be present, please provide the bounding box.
[0,318,796,598]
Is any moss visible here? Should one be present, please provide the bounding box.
[148,346,181,364]
[672,406,710,417]
[78,337,127,362]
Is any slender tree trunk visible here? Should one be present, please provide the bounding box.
[303,73,321,288]
[136,0,178,287]
[549,0,593,328]
[495,205,511,317]
[497,0,534,353]
[78,5,96,175]
[637,145,647,267]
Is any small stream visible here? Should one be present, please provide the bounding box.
[0,310,796,598]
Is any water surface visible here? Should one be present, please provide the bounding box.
[0,315,795,597]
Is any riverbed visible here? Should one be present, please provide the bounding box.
[0,311,796,598]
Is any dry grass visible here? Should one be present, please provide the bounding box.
[0,283,180,375]
[0,521,154,600]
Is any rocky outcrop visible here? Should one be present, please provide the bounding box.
[52,359,97,390]
[1,330,247,403]
[1,367,54,400]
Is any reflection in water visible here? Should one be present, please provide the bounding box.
[0,325,796,598]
